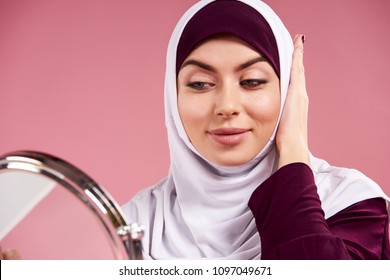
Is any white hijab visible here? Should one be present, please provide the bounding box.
[123,0,389,259]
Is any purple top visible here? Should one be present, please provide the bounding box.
[248,163,390,259]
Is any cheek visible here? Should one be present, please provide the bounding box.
[178,94,213,133]
[246,92,280,124]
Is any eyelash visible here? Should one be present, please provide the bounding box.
[240,79,268,88]
[186,81,214,90]
[186,79,268,91]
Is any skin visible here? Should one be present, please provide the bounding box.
[178,34,309,168]
[0,247,21,260]
[178,34,281,166]
[276,34,310,168]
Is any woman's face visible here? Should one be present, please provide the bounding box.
[177,35,280,166]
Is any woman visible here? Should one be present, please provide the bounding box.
[124,0,390,259]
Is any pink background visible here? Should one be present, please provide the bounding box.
[1,0,389,259]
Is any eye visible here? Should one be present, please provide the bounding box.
[187,81,214,91]
[240,79,267,88]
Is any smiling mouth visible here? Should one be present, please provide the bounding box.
[208,128,251,145]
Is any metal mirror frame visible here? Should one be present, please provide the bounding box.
[0,150,144,260]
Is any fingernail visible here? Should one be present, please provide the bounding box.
[301,35,305,44]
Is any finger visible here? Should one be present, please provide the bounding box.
[3,248,21,260]
[290,34,306,88]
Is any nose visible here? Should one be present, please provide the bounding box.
[214,83,242,118]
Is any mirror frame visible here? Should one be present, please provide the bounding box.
[0,150,143,260]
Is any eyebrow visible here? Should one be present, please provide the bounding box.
[179,56,268,73]
[237,57,268,71]
[180,60,216,72]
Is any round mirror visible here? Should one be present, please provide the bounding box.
[0,151,143,260]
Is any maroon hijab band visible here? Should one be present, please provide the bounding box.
[176,0,280,77]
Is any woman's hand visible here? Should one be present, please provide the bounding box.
[0,246,21,260]
[276,34,310,169]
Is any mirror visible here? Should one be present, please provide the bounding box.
[0,151,144,260]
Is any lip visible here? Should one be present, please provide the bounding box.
[208,127,251,146]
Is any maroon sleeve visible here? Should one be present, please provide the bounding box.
[248,162,390,259]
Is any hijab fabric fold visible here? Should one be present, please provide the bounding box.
[123,0,389,259]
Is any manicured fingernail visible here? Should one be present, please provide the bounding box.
[301,35,305,44]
